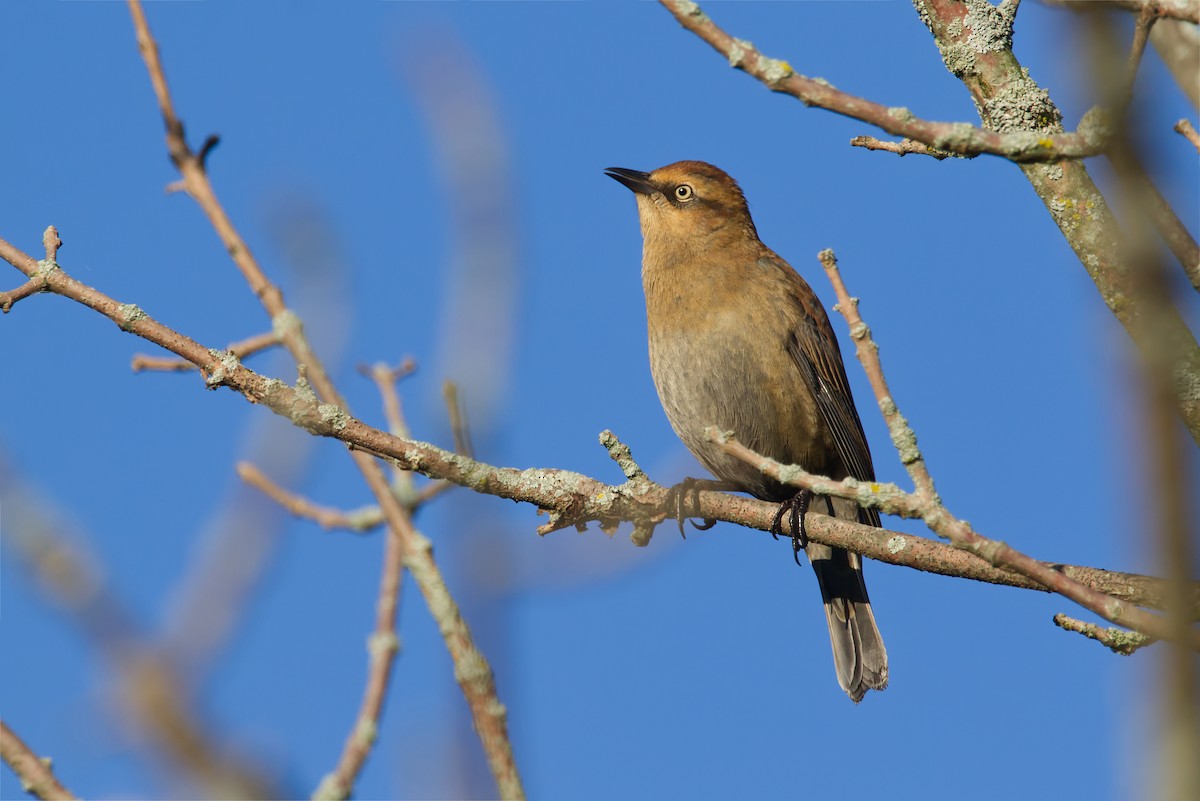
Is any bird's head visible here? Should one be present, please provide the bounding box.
[605,161,758,258]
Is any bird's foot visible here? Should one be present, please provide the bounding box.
[770,489,813,566]
[663,477,731,538]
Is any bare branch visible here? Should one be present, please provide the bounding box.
[1052,613,1155,655]
[237,462,379,532]
[133,330,280,372]
[658,0,1111,162]
[0,470,281,798]
[1120,3,1159,107]
[1176,118,1200,151]
[443,380,475,459]
[0,722,78,801]
[1107,146,1200,293]
[710,424,1196,648]
[910,0,1200,444]
[360,359,419,493]
[0,226,60,312]
[849,135,966,160]
[2,233,1192,619]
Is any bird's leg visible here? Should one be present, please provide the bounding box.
[663,478,736,538]
[770,489,813,566]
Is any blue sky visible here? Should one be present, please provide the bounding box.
[3,2,1197,800]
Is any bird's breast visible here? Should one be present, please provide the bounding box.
[645,304,834,499]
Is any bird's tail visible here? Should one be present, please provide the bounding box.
[806,498,888,702]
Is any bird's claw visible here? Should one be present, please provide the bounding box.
[665,478,717,539]
[770,489,812,565]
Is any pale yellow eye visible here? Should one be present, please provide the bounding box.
[674,184,694,201]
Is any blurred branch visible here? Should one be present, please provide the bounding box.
[443,380,475,459]
[1119,3,1159,108]
[361,359,418,492]
[0,463,282,798]
[1135,236,1200,801]
[133,330,279,372]
[1044,0,1200,25]
[1052,613,1155,655]
[158,194,350,688]
[1,233,1192,618]
[1107,146,1200,293]
[240,370,473,539]
[1151,20,1200,107]
[236,462,379,532]
[123,2,523,797]
[0,722,78,801]
[659,0,1111,162]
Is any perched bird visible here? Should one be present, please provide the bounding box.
[606,161,888,702]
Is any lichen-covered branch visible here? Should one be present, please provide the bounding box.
[1052,613,1155,655]
[658,0,1112,162]
[2,233,1192,621]
[910,0,1200,444]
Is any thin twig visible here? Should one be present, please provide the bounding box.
[710,425,1196,648]
[849,136,966,160]
[443,380,475,459]
[0,722,78,801]
[360,359,418,490]
[1175,119,1200,152]
[133,330,280,372]
[359,359,417,439]
[1120,3,1160,107]
[236,462,379,532]
[1106,146,1200,293]
[1052,613,1155,655]
[0,226,60,312]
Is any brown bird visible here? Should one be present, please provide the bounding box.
[606,160,888,702]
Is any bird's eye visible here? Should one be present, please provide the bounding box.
[674,184,694,202]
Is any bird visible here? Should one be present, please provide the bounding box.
[605,160,888,702]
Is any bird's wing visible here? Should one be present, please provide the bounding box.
[783,279,882,529]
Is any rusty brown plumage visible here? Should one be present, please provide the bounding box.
[607,160,888,702]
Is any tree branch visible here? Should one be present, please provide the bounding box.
[658,0,1112,162]
[0,467,281,798]
[1045,0,1200,25]
[911,0,1200,443]
[849,135,966,160]
[1175,118,1200,151]
[1052,613,1155,655]
[1,722,78,801]
[2,233,1193,621]
[133,330,280,373]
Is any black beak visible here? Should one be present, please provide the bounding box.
[605,167,658,196]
